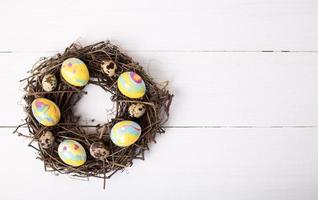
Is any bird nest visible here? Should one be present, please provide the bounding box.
[14,41,173,188]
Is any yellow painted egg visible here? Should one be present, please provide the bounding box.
[31,98,61,126]
[117,71,146,98]
[110,120,141,147]
[58,140,87,167]
[61,58,89,87]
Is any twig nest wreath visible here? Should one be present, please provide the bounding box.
[41,74,57,92]
[14,41,173,189]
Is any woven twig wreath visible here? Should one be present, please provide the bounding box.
[15,41,173,188]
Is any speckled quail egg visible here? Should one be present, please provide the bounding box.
[39,131,55,149]
[128,103,146,118]
[42,74,57,92]
[101,60,117,77]
[89,142,110,159]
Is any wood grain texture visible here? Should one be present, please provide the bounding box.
[1,0,318,199]
[3,128,318,200]
[0,0,318,51]
[1,52,318,126]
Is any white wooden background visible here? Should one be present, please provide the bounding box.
[1,0,318,199]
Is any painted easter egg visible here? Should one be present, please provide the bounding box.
[58,140,87,167]
[31,98,61,126]
[110,120,141,147]
[117,71,146,98]
[61,58,89,87]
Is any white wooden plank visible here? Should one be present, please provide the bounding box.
[1,52,318,126]
[3,128,318,200]
[0,0,318,51]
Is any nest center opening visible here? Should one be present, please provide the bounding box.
[73,83,115,125]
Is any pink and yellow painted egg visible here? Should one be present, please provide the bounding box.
[110,120,141,147]
[58,140,87,167]
[117,71,146,98]
[31,98,61,126]
[61,58,90,87]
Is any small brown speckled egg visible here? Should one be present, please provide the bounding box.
[101,60,117,77]
[39,131,55,149]
[90,142,109,160]
[128,103,146,118]
[42,74,57,92]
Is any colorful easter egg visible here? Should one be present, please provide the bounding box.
[58,140,87,167]
[117,71,146,98]
[31,98,61,126]
[61,58,89,87]
[110,120,141,147]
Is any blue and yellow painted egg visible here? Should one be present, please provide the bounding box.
[58,140,87,167]
[117,71,146,98]
[110,120,141,147]
[31,98,61,126]
[61,58,90,87]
